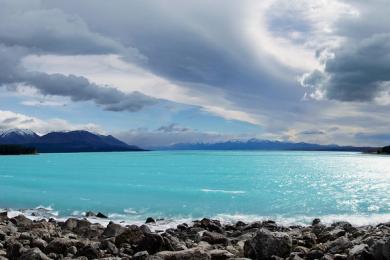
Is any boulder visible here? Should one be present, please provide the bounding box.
[348,244,369,259]
[115,225,145,246]
[133,250,149,260]
[6,240,23,259]
[201,231,229,245]
[96,212,108,219]
[244,228,292,260]
[45,237,74,255]
[102,221,126,238]
[209,249,234,259]
[19,247,50,260]
[31,238,48,251]
[146,217,156,224]
[77,244,102,259]
[0,212,8,223]
[85,211,96,217]
[155,247,211,260]
[10,215,33,230]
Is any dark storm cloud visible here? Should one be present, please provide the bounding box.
[0,44,156,112]
[42,0,299,100]
[302,1,390,102]
[0,1,156,113]
[22,72,156,112]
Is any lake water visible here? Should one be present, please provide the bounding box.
[1,151,390,227]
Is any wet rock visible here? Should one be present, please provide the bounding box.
[244,228,292,260]
[96,212,108,219]
[201,231,229,245]
[146,217,156,224]
[10,215,33,230]
[115,225,145,246]
[85,211,96,217]
[102,221,126,238]
[197,218,223,233]
[312,219,321,225]
[20,247,50,260]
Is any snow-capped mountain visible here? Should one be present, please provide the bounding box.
[0,129,144,152]
[0,129,40,144]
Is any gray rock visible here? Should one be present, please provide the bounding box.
[155,247,211,260]
[10,215,33,229]
[102,221,126,238]
[31,238,48,251]
[133,250,149,260]
[78,244,102,259]
[201,231,229,245]
[244,228,292,260]
[209,249,234,259]
[115,225,145,246]
[6,240,23,259]
[45,237,74,255]
[20,247,50,260]
[348,244,369,259]
[327,236,353,254]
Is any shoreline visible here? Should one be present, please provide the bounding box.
[1,211,390,259]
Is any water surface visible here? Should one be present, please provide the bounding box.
[1,151,390,226]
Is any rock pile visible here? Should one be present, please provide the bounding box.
[0,212,389,259]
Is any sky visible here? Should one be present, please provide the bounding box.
[0,0,390,148]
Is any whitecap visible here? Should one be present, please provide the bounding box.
[201,189,246,194]
[124,208,137,214]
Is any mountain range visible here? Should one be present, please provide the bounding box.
[160,138,375,152]
[0,129,377,153]
[0,129,144,153]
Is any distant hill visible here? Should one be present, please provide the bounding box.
[376,146,390,154]
[0,129,144,153]
[0,144,37,155]
[160,139,373,152]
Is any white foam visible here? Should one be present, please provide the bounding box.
[124,208,137,214]
[201,189,246,194]
[4,205,390,231]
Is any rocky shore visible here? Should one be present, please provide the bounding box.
[0,211,389,259]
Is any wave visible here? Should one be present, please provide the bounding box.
[3,205,390,231]
[201,189,246,194]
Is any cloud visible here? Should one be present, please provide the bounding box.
[116,124,242,148]
[299,130,325,135]
[0,44,156,112]
[0,109,101,134]
[0,1,156,113]
[157,124,190,133]
[301,1,390,103]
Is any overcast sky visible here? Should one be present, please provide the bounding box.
[1,0,390,148]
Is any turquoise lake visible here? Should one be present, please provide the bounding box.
[1,151,390,226]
